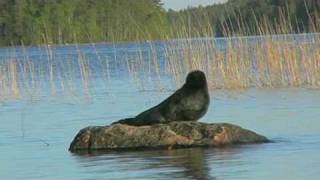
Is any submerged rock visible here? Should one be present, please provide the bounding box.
[69,122,269,152]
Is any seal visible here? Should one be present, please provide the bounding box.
[113,70,210,126]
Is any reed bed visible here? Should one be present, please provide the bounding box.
[164,4,320,89]
[165,33,320,89]
[0,7,319,103]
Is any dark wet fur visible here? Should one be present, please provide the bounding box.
[112,70,210,126]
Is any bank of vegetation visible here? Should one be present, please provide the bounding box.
[0,0,320,102]
[0,0,319,46]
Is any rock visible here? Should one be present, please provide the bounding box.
[69,121,269,152]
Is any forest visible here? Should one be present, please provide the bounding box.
[0,0,319,46]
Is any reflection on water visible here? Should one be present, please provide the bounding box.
[1,88,320,180]
[1,36,320,179]
[72,147,252,180]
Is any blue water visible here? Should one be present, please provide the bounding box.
[1,35,320,180]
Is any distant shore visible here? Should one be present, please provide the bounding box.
[0,0,318,46]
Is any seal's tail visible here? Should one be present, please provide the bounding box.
[111,118,138,126]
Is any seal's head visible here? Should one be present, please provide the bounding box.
[185,70,207,89]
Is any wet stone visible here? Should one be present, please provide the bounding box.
[69,121,269,152]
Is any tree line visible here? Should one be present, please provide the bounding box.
[168,0,320,37]
[0,0,319,46]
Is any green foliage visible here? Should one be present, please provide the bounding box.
[0,0,168,46]
[0,0,319,46]
[168,0,320,37]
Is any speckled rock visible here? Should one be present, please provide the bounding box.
[69,122,269,152]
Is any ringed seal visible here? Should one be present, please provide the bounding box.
[113,70,210,126]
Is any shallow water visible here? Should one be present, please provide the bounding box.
[1,35,320,179]
[1,87,320,180]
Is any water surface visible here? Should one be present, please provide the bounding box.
[1,35,320,179]
[1,87,320,180]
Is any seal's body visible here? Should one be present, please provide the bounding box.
[114,70,210,126]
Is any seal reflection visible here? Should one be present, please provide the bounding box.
[72,147,242,180]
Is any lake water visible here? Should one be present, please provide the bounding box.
[1,35,320,180]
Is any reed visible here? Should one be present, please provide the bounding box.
[162,3,320,89]
[0,3,319,103]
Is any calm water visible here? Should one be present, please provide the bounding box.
[1,35,320,180]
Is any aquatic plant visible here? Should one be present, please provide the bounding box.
[0,2,319,103]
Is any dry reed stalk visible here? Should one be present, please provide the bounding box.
[9,59,19,98]
[77,52,91,98]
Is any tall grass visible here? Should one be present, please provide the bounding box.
[165,34,320,89]
[0,4,319,103]
[164,5,320,89]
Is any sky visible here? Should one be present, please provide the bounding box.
[162,0,227,10]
